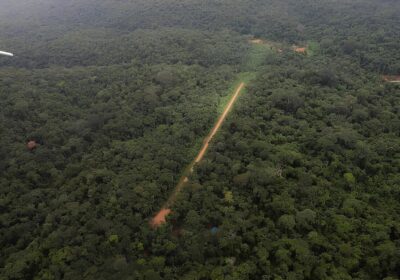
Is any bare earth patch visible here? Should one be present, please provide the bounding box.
[249,39,264,44]
[150,208,171,228]
[294,46,307,54]
[249,38,280,51]
[383,75,400,83]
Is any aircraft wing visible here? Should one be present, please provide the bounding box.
[0,51,14,56]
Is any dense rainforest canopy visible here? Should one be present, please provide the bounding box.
[0,0,399,279]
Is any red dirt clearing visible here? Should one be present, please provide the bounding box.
[383,75,400,83]
[150,208,171,228]
[294,47,307,54]
[249,39,264,44]
[249,38,283,53]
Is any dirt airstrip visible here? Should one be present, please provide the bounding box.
[150,82,246,228]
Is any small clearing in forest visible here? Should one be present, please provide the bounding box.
[249,39,264,44]
[383,75,400,83]
[150,208,171,228]
[293,46,307,54]
[249,38,282,52]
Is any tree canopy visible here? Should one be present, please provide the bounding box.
[0,0,399,279]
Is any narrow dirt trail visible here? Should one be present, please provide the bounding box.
[150,82,246,228]
[195,82,245,163]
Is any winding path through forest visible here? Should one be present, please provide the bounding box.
[150,82,246,227]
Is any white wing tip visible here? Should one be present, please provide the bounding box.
[0,51,14,57]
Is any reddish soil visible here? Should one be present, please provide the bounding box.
[383,75,400,83]
[150,208,171,228]
[249,39,264,44]
[250,38,283,53]
[294,47,307,54]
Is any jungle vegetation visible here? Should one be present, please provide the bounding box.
[0,0,399,279]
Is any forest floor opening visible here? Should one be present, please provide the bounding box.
[249,38,283,53]
[383,75,400,83]
[150,82,246,228]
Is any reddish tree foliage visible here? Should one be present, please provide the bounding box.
[27,140,37,151]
